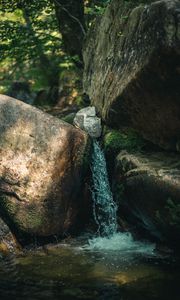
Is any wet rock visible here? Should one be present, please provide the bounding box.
[0,217,20,256]
[0,94,90,244]
[83,0,180,150]
[114,150,180,248]
[74,106,102,138]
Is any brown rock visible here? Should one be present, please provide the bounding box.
[0,95,90,244]
[83,0,180,150]
[114,150,180,247]
[0,217,20,256]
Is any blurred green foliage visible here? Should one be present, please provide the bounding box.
[0,2,53,87]
[0,0,110,102]
[0,0,83,99]
[85,0,110,16]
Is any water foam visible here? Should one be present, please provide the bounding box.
[86,232,155,255]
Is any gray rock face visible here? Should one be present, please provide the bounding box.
[74,106,102,138]
[83,0,180,150]
[114,150,180,248]
[0,94,90,244]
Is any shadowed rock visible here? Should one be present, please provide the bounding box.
[0,217,20,256]
[83,0,180,150]
[114,150,180,248]
[0,95,90,244]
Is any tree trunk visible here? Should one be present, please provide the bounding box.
[53,0,86,64]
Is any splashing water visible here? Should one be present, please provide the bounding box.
[86,232,155,255]
[91,140,117,236]
[88,140,155,254]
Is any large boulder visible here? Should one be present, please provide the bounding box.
[83,0,180,150]
[114,150,180,248]
[0,95,90,244]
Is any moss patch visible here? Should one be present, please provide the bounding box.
[61,113,76,125]
[103,129,146,155]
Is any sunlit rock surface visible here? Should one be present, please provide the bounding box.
[84,0,180,150]
[74,106,102,138]
[0,95,90,244]
[114,150,180,248]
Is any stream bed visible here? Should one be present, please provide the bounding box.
[1,141,180,300]
[0,234,180,300]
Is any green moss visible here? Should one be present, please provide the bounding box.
[61,113,76,125]
[0,194,44,235]
[103,129,146,154]
[165,198,180,227]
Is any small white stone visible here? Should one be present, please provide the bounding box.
[74,106,102,138]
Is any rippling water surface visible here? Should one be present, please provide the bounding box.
[0,235,180,300]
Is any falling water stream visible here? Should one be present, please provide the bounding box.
[91,139,118,236]
[0,140,180,300]
[86,140,155,253]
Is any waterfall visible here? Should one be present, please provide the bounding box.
[91,140,117,236]
[85,139,155,255]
